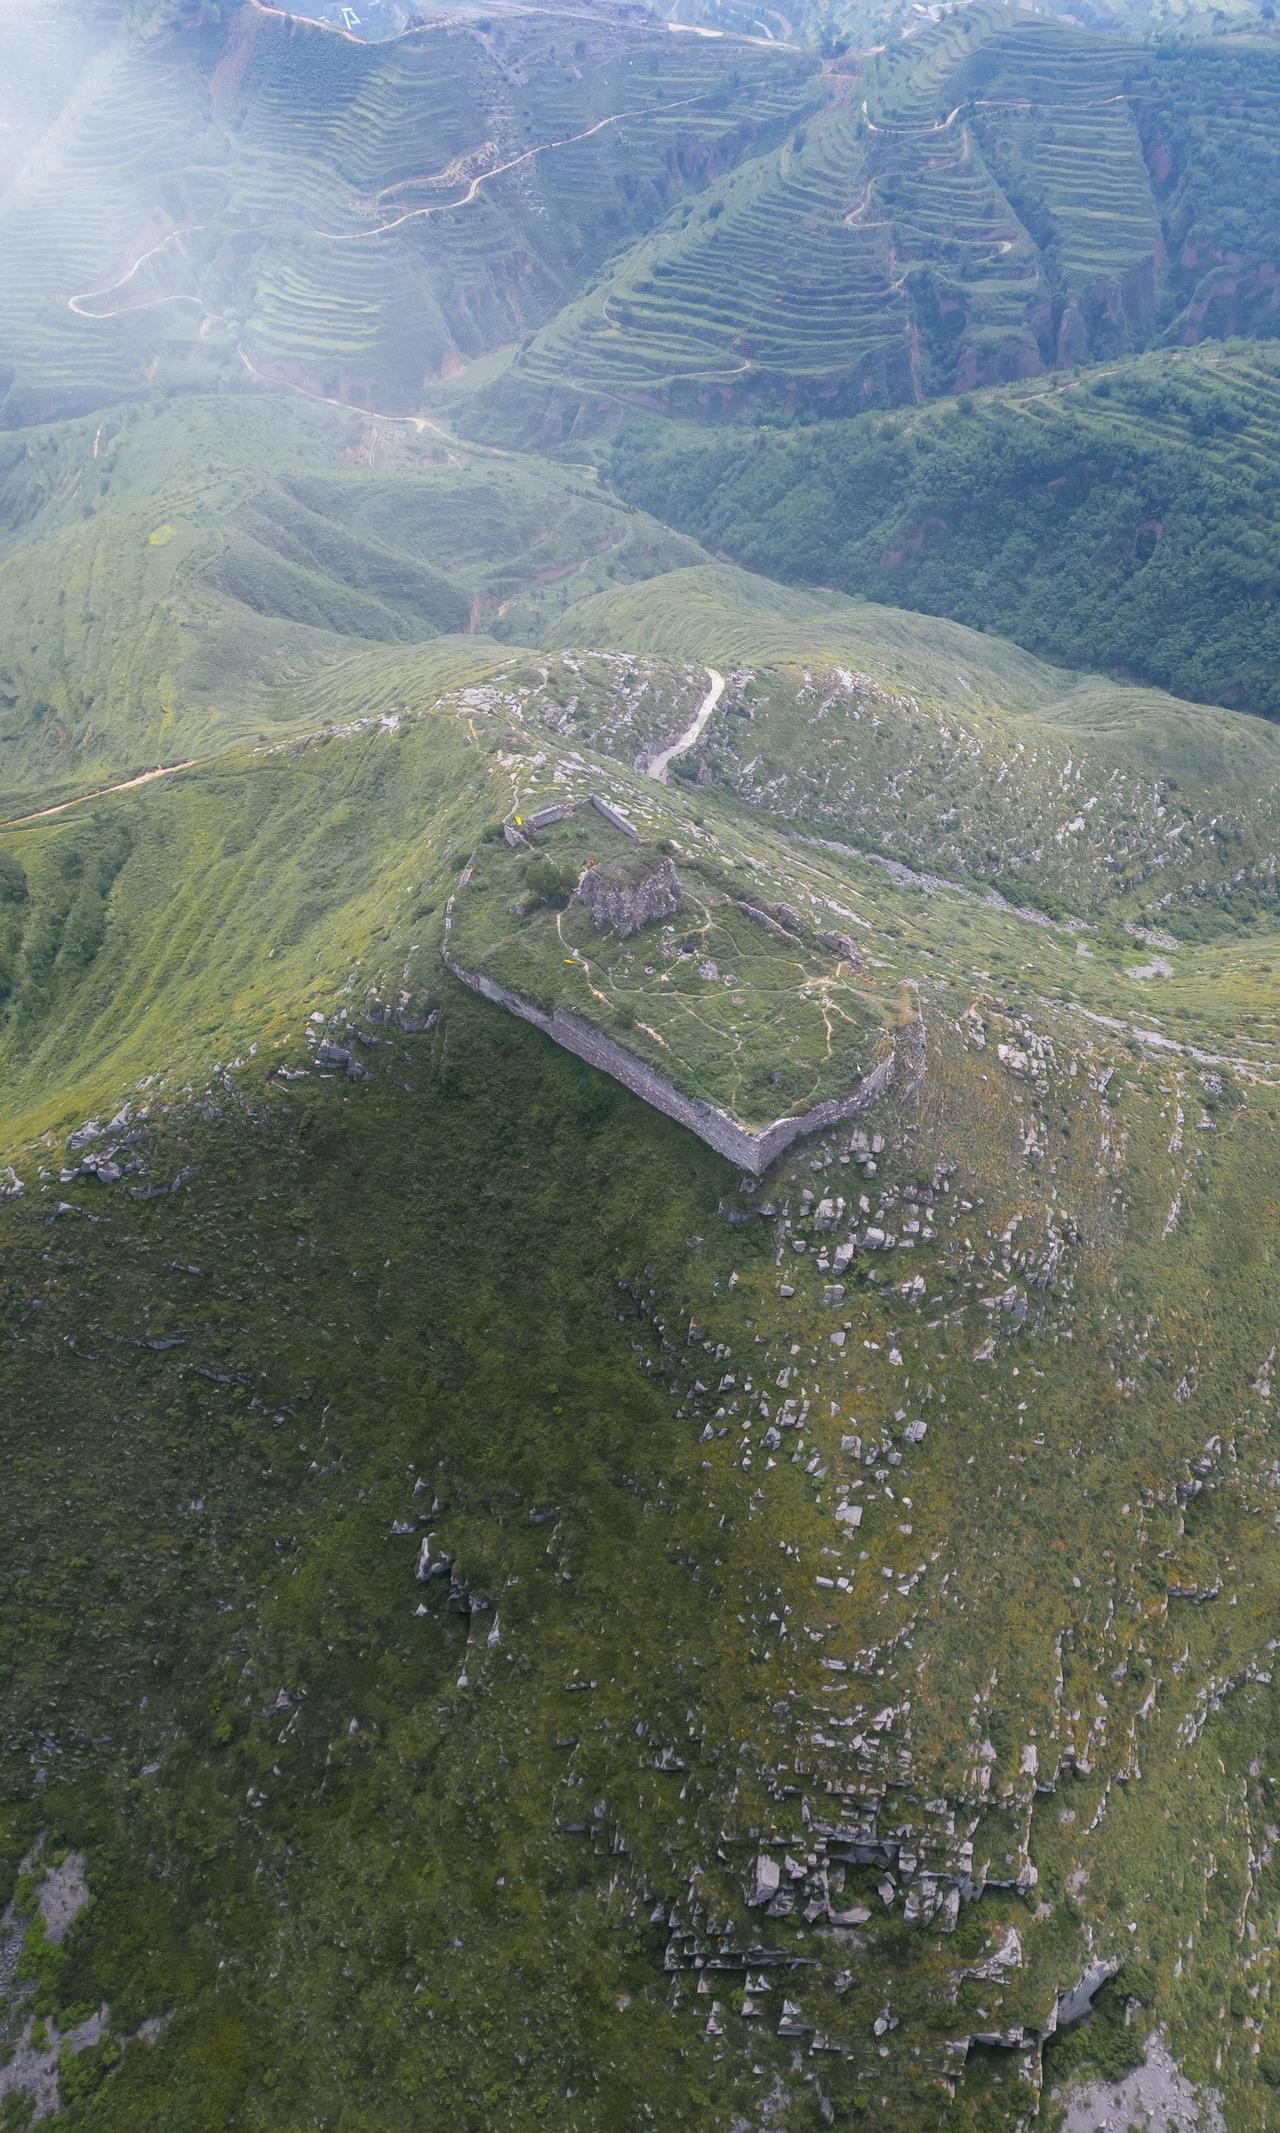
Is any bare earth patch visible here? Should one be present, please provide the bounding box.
[1054,2030,1226,2133]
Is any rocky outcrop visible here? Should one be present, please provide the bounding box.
[734,899,802,943]
[574,854,683,940]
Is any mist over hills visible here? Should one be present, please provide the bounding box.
[2,3,1280,2131]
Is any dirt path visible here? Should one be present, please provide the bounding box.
[321,93,713,241]
[68,224,202,320]
[2,761,197,829]
[235,344,520,462]
[647,666,724,781]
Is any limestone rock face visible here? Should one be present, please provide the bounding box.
[574,852,683,940]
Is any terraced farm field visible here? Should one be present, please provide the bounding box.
[961,19,1163,348]
[0,26,227,423]
[6,2,1280,434]
[0,1,817,423]
[474,18,1062,434]
[474,7,1280,437]
[485,97,917,431]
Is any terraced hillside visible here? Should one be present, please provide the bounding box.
[0,0,817,425]
[957,18,1165,359]
[483,98,906,424]
[470,7,1280,437]
[0,0,124,194]
[7,1,1280,438]
[2,564,1280,2129]
[0,17,228,424]
[613,339,1280,718]
[665,0,1275,47]
[468,16,1057,436]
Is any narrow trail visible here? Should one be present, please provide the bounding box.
[68,225,202,320]
[372,140,498,206]
[322,94,711,241]
[861,89,1129,136]
[235,344,517,461]
[2,761,198,829]
[647,667,724,781]
[667,17,801,47]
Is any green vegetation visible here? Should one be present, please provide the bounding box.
[2,686,1279,2123]
[451,815,895,1124]
[612,343,1280,717]
[3,4,1280,2128]
[0,393,702,809]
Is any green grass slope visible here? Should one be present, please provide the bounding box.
[0,625,1278,2126]
[0,392,703,809]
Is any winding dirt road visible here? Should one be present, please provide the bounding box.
[647,666,724,781]
[68,225,203,320]
[2,761,197,830]
[322,93,713,241]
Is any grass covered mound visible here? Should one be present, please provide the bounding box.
[447,815,894,1128]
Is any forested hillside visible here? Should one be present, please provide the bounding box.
[613,342,1280,718]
